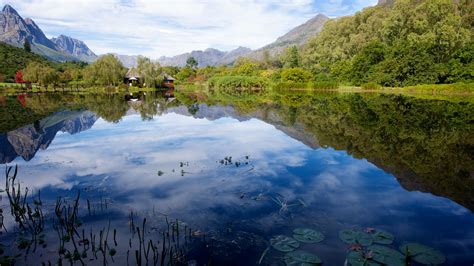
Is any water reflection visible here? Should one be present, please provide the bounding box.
[0,91,472,264]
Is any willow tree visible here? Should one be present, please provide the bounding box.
[84,54,126,86]
[136,56,163,88]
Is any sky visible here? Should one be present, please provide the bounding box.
[1,0,377,58]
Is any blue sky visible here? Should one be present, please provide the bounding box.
[2,0,377,58]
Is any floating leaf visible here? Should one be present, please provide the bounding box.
[285,250,322,265]
[339,230,373,246]
[368,245,404,266]
[346,251,380,266]
[371,230,394,245]
[270,235,300,252]
[400,243,445,265]
[293,228,324,243]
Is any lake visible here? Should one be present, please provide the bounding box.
[0,90,473,265]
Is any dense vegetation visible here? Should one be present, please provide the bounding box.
[303,0,473,86]
[0,42,50,82]
[174,0,473,90]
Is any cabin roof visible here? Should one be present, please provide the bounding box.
[125,68,140,78]
[125,69,175,81]
[162,72,175,81]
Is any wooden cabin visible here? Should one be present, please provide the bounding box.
[124,68,140,86]
[161,73,175,88]
[124,69,175,89]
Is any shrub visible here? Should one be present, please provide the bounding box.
[280,68,313,83]
[361,82,381,90]
[310,81,339,90]
[207,75,268,94]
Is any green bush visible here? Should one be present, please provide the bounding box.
[361,82,381,90]
[272,81,309,90]
[208,75,268,94]
[310,81,339,90]
[280,68,313,83]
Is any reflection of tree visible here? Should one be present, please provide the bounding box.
[200,92,474,210]
[83,94,129,123]
[2,91,472,210]
[187,104,200,115]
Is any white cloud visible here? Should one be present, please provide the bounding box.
[1,0,376,57]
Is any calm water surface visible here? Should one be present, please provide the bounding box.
[0,91,472,265]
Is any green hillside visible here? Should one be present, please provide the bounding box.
[302,0,473,86]
[0,41,51,82]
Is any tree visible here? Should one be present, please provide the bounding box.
[84,54,126,86]
[23,39,31,52]
[175,67,195,81]
[350,41,386,85]
[282,46,300,68]
[186,57,198,69]
[15,70,25,83]
[137,56,163,88]
[23,62,43,83]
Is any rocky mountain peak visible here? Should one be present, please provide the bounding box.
[0,4,96,62]
[2,4,20,16]
[51,34,97,60]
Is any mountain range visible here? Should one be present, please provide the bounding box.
[0,4,96,62]
[0,4,329,67]
[158,14,329,67]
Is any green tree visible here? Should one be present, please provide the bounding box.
[186,57,198,69]
[175,67,195,81]
[23,39,31,52]
[23,61,43,83]
[137,56,163,88]
[350,41,386,85]
[282,46,300,68]
[84,54,126,86]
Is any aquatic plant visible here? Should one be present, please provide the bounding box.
[339,230,373,246]
[285,250,322,265]
[400,242,446,265]
[271,196,305,216]
[5,165,45,253]
[292,228,324,244]
[270,235,300,252]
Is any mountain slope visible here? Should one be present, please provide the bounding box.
[245,14,329,60]
[158,47,251,67]
[0,41,51,82]
[51,35,97,62]
[0,4,95,62]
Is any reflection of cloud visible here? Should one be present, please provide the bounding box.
[4,109,473,264]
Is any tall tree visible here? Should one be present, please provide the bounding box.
[282,46,300,68]
[84,54,126,86]
[186,57,198,69]
[136,56,163,88]
[23,39,31,52]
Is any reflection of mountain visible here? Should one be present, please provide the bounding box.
[166,104,320,148]
[0,110,98,164]
[170,93,473,210]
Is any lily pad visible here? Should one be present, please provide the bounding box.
[400,243,446,265]
[339,230,373,246]
[270,235,300,252]
[293,228,324,243]
[368,245,405,266]
[371,230,394,245]
[285,250,322,265]
[346,251,380,266]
